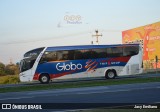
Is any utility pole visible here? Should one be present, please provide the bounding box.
[92,30,102,45]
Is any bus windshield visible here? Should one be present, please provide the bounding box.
[20,57,35,72]
[20,47,45,72]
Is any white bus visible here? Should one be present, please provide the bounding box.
[19,44,143,84]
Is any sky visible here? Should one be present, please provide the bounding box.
[0,0,160,64]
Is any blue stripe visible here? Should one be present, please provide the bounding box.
[46,44,139,52]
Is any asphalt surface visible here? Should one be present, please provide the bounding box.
[0,73,160,112]
[0,82,160,112]
[1,81,160,103]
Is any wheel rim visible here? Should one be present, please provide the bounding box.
[41,76,48,82]
[108,71,114,78]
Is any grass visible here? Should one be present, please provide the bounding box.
[0,77,160,93]
[0,75,20,84]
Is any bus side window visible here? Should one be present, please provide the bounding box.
[123,46,139,56]
[93,48,107,58]
[112,47,123,57]
[57,50,74,60]
[68,50,75,60]
[74,50,83,60]
[62,54,68,60]
[107,48,113,57]
[91,50,98,59]
[39,51,57,63]
[83,50,92,59]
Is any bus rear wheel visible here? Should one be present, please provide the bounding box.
[105,70,116,79]
[39,74,50,84]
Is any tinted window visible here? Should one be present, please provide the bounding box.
[83,50,93,59]
[20,57,36,72]
[74,50,83,60]
[93,49,107,58]
[106,48,113,57]
[74,49,101,59]
[68,50,75,60]
[21,47,45,71]
[123,46,139,56]
[40,51,57,63]
[39,46,138,64]
[40,50,75,63]
[112,47,123,57]
[107,47,123,57]
[57,50,74,60]
[24,47,44,58]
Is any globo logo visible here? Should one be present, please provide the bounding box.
[56,62,83,71]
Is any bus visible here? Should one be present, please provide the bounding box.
[19,44,143,84]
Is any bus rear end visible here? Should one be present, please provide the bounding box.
[117,44,143,76]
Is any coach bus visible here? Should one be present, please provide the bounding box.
[19,44,143,84]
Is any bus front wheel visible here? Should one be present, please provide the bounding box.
[39,74,50,84]
[105,70,116,79]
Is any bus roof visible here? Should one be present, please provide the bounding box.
[46,44,139,51]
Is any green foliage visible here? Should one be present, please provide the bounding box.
[0,75,20,84]
[0,62,20,84]
[5,64,19,75]
[0,62,5,75]
[0,62,19,75]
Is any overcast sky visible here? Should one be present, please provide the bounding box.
[0,0,160,64]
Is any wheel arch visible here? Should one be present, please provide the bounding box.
[104,68,117,79]
[39,72,50,84]
[104,68,117,76]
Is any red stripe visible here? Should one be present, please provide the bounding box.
[109,56,131,62]
[33,70,77,81]
[33,73,40,80]
[50,70,76,79]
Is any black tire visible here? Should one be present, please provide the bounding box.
[39,74,50,84]
[105,70,116,79]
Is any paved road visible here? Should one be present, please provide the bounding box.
[0,82,160,107]
[1,82,160,111]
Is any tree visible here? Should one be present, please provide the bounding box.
[5,64,19,75]
[0,62,5,75]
